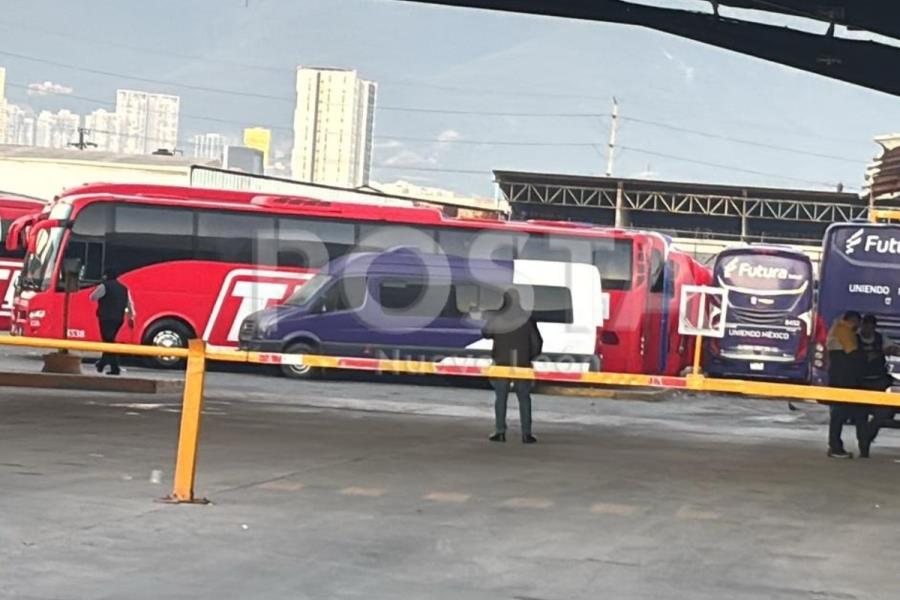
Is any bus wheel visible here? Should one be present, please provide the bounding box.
[143,319,193,369]
[281,342,319,380]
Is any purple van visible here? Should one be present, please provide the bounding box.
[238,248,598,378]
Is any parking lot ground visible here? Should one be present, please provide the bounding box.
[3,361,900,599]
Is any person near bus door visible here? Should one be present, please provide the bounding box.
[90,268,135,376]
[825,310,867,458]
[856,314,900,458]
[482,288,543,444]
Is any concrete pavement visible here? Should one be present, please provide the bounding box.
[2,348,900,599]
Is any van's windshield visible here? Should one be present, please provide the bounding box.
[285,274,332,306]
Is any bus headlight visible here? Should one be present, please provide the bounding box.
[28,310,46,319]
[814,359,824,368]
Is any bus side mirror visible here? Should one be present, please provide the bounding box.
[25,219,63,255]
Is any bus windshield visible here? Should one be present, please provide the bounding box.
[20,226,65,292]
[706,248,814,382]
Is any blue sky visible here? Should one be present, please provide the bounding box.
[1,0,898,196]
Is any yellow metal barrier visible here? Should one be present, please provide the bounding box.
[3,336,900,504]
[170,339,207,503]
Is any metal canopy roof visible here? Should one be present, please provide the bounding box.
[399,1,900,96]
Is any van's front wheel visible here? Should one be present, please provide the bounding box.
[281,342,319,380]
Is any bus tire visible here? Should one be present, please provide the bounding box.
[143,319,193,369]
[281,342,319,380]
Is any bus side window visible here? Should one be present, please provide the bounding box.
[439,230,523,261]
[0,219,24,259]
[108,205,194,275]
[65,203,113,287]
[649,249,665,294]
[592,239,633,291]
[520,234,592,264]
[358,224,438,254]
[277,217,356,268]
[196,212,275,265]
[63,240,104,285]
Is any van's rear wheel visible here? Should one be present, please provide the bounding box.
[281,342,319,380]
[143,319,193,369]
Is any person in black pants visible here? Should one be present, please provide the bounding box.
[856,315,900,457]
[825,311,867,458]
[90,269,135,376]
[482,289,543,444]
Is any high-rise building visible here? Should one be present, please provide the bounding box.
[192,133,225,160]
[85,109,126,153]
[4,104,35,146]
[243,127,272,165]
[291,67,377,188]
[115,89,180,154]
[35,109,80,149]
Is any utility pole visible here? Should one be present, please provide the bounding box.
[606,97,619,177]
[69,128,98,151]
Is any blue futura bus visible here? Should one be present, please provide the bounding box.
[705,245,815,382]
[814,223,900,385]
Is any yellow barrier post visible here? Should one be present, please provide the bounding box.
[692,334,703,376]
[167,339,208,504]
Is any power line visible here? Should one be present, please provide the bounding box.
[619,145,854,189]
[0,49,613,116]
[372,165,490,175]
[378,106,607,117]
[0,19,617,102]
[377,135,600,147]
[620,115,866,164]
[5,82,293,132]
[0,49,292,102]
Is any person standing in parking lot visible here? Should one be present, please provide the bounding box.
[856,314,900,457]
[825,310,865,458]
[482,289,543,444]
[90,268,135,376]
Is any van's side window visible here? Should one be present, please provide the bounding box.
[379,279,460,318]
[524,285,574,324]
[318,277,366,313]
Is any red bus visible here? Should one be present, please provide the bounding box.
[10,183,704,374]
[0,194,46,330]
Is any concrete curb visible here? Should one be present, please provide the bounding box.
[0,371,182,394]
[535,384,672,401]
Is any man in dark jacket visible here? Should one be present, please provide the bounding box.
[482,289,543,444]
[90,268,135,376]
[857,314,900,457]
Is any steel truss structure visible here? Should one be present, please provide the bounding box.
[498,179,868,224]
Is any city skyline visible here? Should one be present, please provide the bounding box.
[0,1,899,197]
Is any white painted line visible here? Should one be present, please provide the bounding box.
[340,486,385,498]
[590,503,638,516]
[423,492,471,504]
[502,497,554,509]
